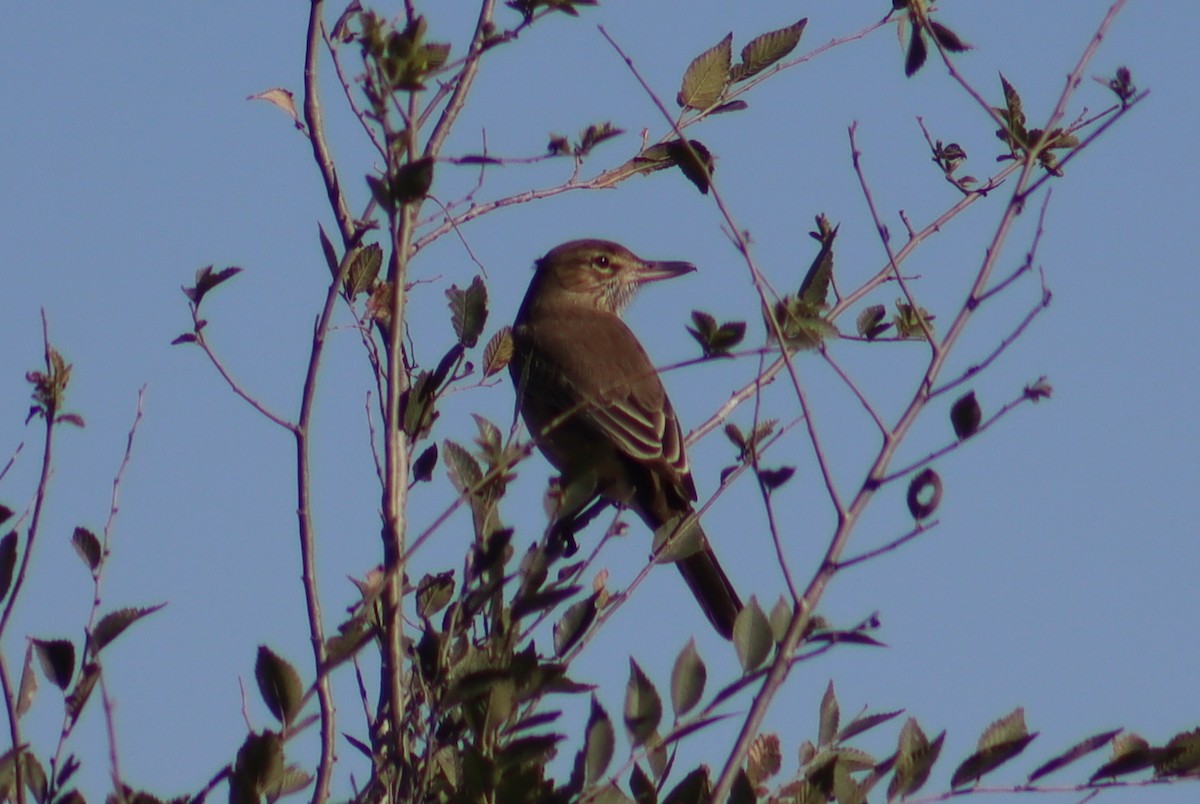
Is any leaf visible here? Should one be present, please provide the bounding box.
[1091,733,1156,780]
[0,531,17,602]
[0,507,11,528]
[732,597,772,672]
[482,326,514,376]
[33,639,74,690]
[247,87,301,128]
[856,305,891,339]
[687,311,745,358]
[231,731,285,802]
[746,733,782,786]
[65,661,99,723]
[661,766,710,803]
[677,33,732,110]
[71,527,102,572]
[442,439,482,493]
[904,22,927,76]
[951,708,1037,787]
[757,466,795,490]
[416,572,455,619]
[888,718,944,801]
[629,764,656,804]
[1155,727,1200,777]
[1028,729,1121,782]
[346,243,382,297]
[393,157,434,202]
[553,594,597,657]
[15,643,36,719]
[732,19,807,82]
[837,709,903,742]
[624,659,662,747]
[950,391,982,439]
[799,216,837,307]
[91,604,166,654]
[669,639,706,716]
[317,223,339,280]
[584,695,615,784]
[929,21,970,52]
[906,468,941,520]
[665,139,714,194]
[818,681,839,747]
[412,443,438,483]
[446,275,488,348]
[183,265,242,307]
[263,764,314,799]
[255,646,304,727]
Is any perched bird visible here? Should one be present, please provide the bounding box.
[510,239,743,638]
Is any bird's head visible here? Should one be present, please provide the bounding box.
[532,239,696,315]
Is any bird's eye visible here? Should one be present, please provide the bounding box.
[593,255,611,271]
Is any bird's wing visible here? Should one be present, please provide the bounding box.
[531,311,692,482]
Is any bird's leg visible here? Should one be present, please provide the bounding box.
[544,472,607,557]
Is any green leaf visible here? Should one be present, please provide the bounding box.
[732,18,807,82]
[1155,727,1200,777]
[929,21,970,52]
[951,708,1037,787]
[318,223,338,278]
[184,265,242,307]
[1028,729,1120,782]
[1091,732,1156,780]
[263,764,314,799]
[629,764,656,804]
[91,603,166,654]
[677,33,732,109]
[666,139,714,194]
[33,638,74,690]
[443,439,482,493]
[732,597,772,672]
[887,718,944,801]
[255,646,304,727]
[950,391,982,439]
[687,311,745,358]
[553,594,597,657]
[661,766,710,803]
[15,643,36,719]
[584,695,615,784]
[231,731,285,802]
[818,680,839,747]
[416,571,455,619]
[65,661,99,723]
[904,21,927,77]
[624,659,662,747]
[0,531,17,602]
[412,443,438,483]
[483,326,514,377]
[394,156,434,201]
[71,527,101,572]
[446,275,488,348]
[669,639,706,716]
[800,216,837,307]
[346,243,382,297]
[837,709,903,742]
[856,304,890,339]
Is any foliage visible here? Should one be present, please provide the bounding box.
[1,2,1181,804]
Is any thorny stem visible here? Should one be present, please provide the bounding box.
[710,6,1130,801]
[1,313,61,804]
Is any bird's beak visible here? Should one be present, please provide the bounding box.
[635,259,697,284]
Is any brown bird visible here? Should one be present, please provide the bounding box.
[510,239,743,638]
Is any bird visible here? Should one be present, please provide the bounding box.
[509,239,743,638]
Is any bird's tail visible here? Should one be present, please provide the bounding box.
[674,526,743,640]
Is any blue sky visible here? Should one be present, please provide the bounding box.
[1,2,1197,801]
